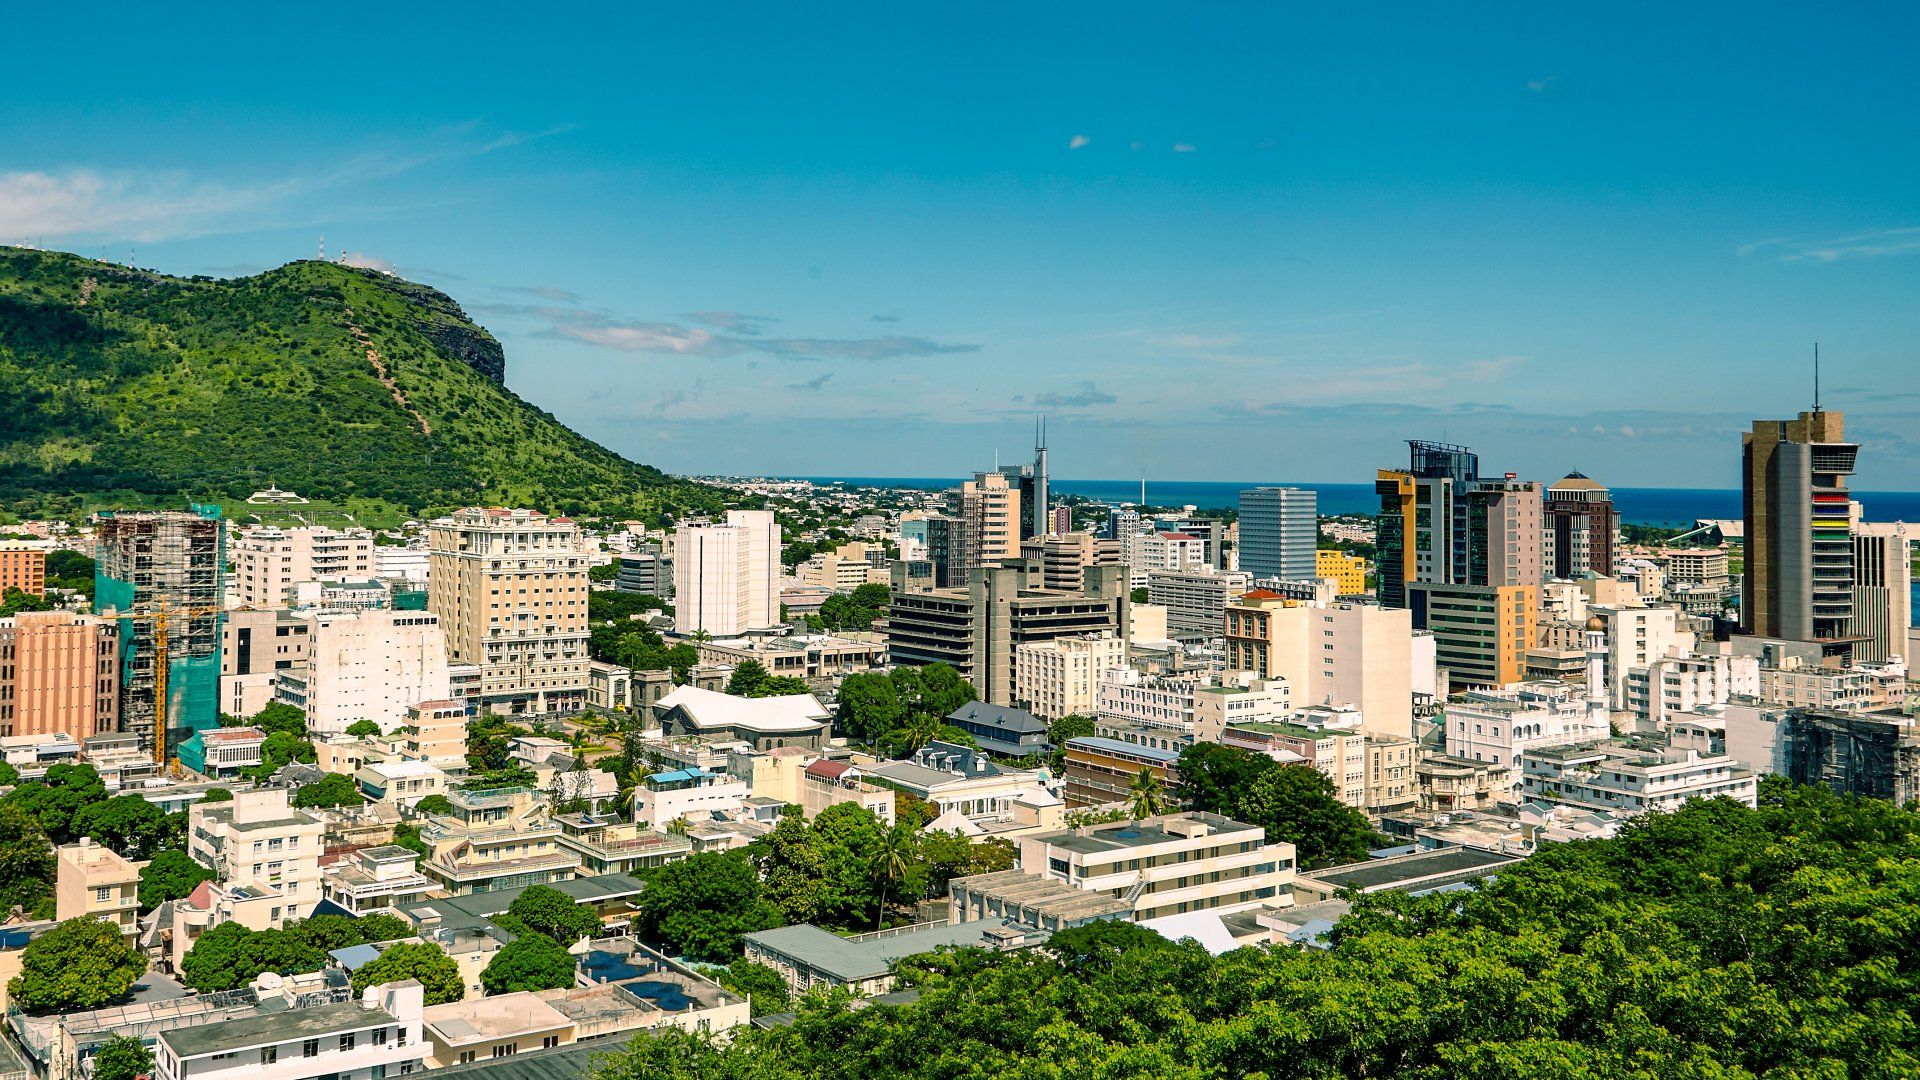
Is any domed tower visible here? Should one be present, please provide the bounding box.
[1583,614,1608,728]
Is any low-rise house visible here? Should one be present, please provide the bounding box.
[553,814,693,876]
[944,702,1051,757]
[631,768,748,828]
[1518,742,1758,816]
[743,920,1043,997]
[322,845,438,917]
[187,789,325,925]
[865,742,1049,825]
[354,760,449,808]
[421,992,574,1067]
[1413,754,1510,813]
[651,685,831,751]
[155,982,425,1080]
[1011,812,1295,922]
[54,838,140,941]
[795,758,897,824]
[178,727,267,780]
[417,787,577,895]
[1060,736,1179,809]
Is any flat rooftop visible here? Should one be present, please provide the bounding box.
[1305,847,1517,894]
[950,870,1133,923]
[161,999,391,1057]
[423,994,572,1044]
[1035,812,1257,856]
[745,920,1025,984]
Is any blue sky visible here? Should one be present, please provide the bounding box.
[5,3,1918,489]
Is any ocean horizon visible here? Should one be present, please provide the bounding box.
[787,476,1920,528]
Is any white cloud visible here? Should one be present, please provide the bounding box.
[1742,226,1920,263]
[1527,75,1558,93]
[339,251,397,274]
[1068,134,1091,150]
[1129,141,1145,151]
[556,322,733,354]
[1173,142,1197,153]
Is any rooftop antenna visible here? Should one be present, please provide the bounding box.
[1813,342,1821,411]
[319,235,326,262]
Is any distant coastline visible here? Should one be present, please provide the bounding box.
[784,476,1920,528]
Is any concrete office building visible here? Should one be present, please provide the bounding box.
[229,525,374,609]
[373,545,430,588]
[1469,477,1544,588]
[1520,743,1757,816]
[1020,533,1099,592]
[220,608,311,718]
[1237,487,1317,582]
[1408,582,1537,689]
[1375,441,1480,607]
[1014,633,1127,720]
[673,510,778,637]
[1544,472,1618,579]
[947,471,1023,576]
[0,611,120,741]
[1147,568,1252,641]
[276,610,452,737]
[614,545,673,599]
[1444,671,1609,793]
[1314,549,1367,595]
[1008,812,1296,921]
[1850,521,1912,664]
[428,507,591,716]
[1741,407,1860,654]
[155,983,425,1080]
[888,563,1129,706]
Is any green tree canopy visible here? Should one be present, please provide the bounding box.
[634,851,783,964]
[415,793,455,816]
[715,959,790,1017]
[90,1036,153,1080]
[350,942,463,1005]
[344,719,383,738]
[291,773,365,809]
[506,885,601,945]
[138,849,216,910]
[8,917,147,1011]
[480,932,577,995]
[0,802,56,917]
[1233,764,1379,868]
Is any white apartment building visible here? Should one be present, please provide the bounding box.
[275,610,451,737]
[1594,604,1694,709]
[375,546,431,587]
[1008,812,1296,922]
[1232,601,1419,740]
[230,526,375,609]
[1146,568,1251,640]
[1519,743,1758,816]
[186,788,325,926]
[1444,653,1610,796]
[428,508,591,716]
[1013,633,1128,719]
[1624,651,1760,727]
[1097,669,1200,735]
[1189,679,1292,743]
[1758,656,1908,711]
[156,982,425,1080]
[674,510,778,637]
[632,767,749,828]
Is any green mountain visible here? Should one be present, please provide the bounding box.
[0,247,719,524]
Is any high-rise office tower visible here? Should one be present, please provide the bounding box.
[1544,472,1618,579]
[1375,440,1480,607]
[1741,408,1858,648]
[949,471,1022,576]
[1469,476,1543,587]
[428,507,591,715]
[1850,521,1912,664]
[93,508,226,760]
[995,419,1052,542]
[673,510,779,637]
[1237,487,1317,582]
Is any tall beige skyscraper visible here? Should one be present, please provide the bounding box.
[674,510,778,636]
[1851,520,1912,664]
[427,507,590,716]
[948,471,1021,576]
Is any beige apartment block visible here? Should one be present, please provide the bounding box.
[229,525,374,608]
[187,788,325,926]
[1013,633,1127,720]
[428,508,590,716]
[55,837,140,940]
[404,699,469,769]
[0,542,47,596]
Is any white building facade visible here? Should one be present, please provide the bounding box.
[674,510,779,637]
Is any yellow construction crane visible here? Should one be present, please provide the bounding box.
[116,600,229,764]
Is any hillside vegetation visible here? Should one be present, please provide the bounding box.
[0,247,719,522]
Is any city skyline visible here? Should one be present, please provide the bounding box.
[5,6,1919,488]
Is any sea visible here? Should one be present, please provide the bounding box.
[789,476,1920,528]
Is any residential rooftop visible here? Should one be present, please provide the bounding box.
[160,997,397,1058]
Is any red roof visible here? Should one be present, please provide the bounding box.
[804,759,852,781]
[1158,532,1199,541]
[1240,589,1289,601]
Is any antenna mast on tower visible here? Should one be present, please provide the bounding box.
[1813,342,1821,411]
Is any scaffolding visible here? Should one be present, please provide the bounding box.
[92,507,226,761]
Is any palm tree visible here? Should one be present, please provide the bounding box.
[1127,768,1171,820]
[871,824,916,930]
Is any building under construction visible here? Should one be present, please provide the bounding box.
[1782,707,1920,805]
[92,507,226,762]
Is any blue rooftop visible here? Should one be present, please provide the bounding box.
[1066,736,1182,764]
[647,768,712,784]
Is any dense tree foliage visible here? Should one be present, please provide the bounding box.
[634,851,785,963]
[3,762,107,844]
[8,917,147,1011]
[815,583,889,632]
[74,794,183,859]
[715,959,791,1016]
[350,942,463,1005]
[834,664,977,756]
[0,802,57,917]
[138,849,216,910]
[1177,744,1379,867]
[344,719,383,738]
[0,249,724,520]
[90,1036,153,1080]
[507,885,601,945]
[291,773,365,808]
[481,932,577,995]
[592,781,1920,1078]
[181,913,406,991]
[588,619,697,681]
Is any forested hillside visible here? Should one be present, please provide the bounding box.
[600,779,1920,1078]
[0,247,719,521]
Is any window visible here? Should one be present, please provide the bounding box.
[542,1036,561,1050]
[339,1034,356,1052]
[95,886,113,902]
[372,1028,388,1046]
[458,1052,477,1065]
[303,1040,319,1058]
[492,1044,518,1059]
[260,1048,277,1066]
